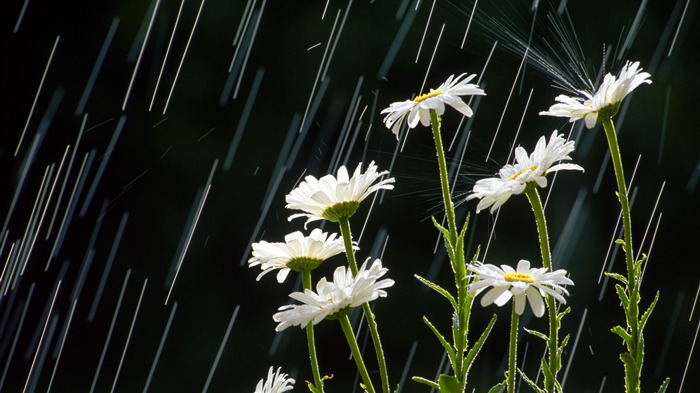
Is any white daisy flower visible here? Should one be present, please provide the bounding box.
[272,258,394,331]
[466,131,584,213]
[286,161,395,228]
[381,73,485,137]
[248,229,348,283]
[254,366,295,393]
[540,61,651,129]
[467,260,574,317]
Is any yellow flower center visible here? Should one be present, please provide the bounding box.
[503,272,534,283]
[508,165,538,181]
[414,90,444,103]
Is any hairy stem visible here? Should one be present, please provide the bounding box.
[507,304,519,393]
[429,109,469,387]
[339,315,377,393]
[601,116,641,393]
[524,185,561,393]
[338,217,390,393]
[302,270,324,393]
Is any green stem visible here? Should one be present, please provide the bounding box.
[507,304,519,393]
[524,185,560,393]
[429,109,469,387]
[600,116,640,393]
[429,109,458,241]
[302,270,325,393]
[339,315,376,393]
[338,217,390,393]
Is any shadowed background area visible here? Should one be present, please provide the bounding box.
[1,1,698,392]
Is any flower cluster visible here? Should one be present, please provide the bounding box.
[540,61,651,128]
[467,131,584,213]
[273,258,394,331]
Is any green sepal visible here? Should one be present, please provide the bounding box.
[605,272,628,285]
[463,313,497,376]
[422,316,458,368]
[412,376,439,389]
[437,374,461,393]
[656,377,670,393]
[415,274,457,310]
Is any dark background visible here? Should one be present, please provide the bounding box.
[1,1,698,392]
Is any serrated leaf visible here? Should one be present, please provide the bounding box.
[540,355,555,390]
[556,307,571,323]
[518,369,545,393]
[656,377,670,393]
[423,316,458,368]
[615,284,630,308]
[604,272,628,285]
[415,274,457,309]
[620,352,640,393]
[464,314,497,376]
[438,374,461,393]
[612,325,633,346]
[524,327,549,342]
[640,291,660,332]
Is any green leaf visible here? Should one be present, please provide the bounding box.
[615,238,625,246]
[540,356,555,392]
[640,291,660,332]
[411,376,439,390]
[656,377,670,393]
[307,381,321,393]
[604,272,628,285]
[438,374,461,393]
[615,284,630,309]
[422,316,458,368]
[486,383,506,393]
[464,314,497,375]
[415,274,457,310]
[523,327,549,342]
[518,368,545,393]
[612,325,633,347]
[620,352,640,393]
[556,307,571,323]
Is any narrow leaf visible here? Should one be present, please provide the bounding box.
[412,376,439,390]
[524,327,549,342]
[612,325,633,347]
[656,377,670,393]
[415,274,457,309]
[464,314,497,373]
[604,272,628,285]
[640,291,660,332]
[423,316,458,367]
